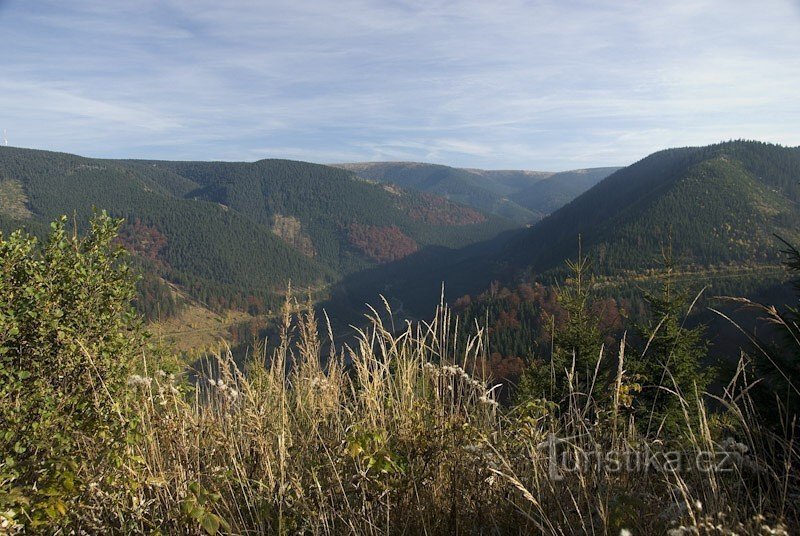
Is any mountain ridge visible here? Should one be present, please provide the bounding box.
[0,146,512,314]
[322,141,800,323]
[508,140,800,276]
[334,161,618,223]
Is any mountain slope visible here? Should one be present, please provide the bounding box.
[513,167,621,218]
[322,141,800,325]
[336,161,617,223]
[335,162,541,223]
[509,141,800,275]
[0,148,334,310]
[141,158,510,274]
[0,147,511,313]
[466,169,553,194]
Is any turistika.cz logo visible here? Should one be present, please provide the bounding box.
[536,433,750,481]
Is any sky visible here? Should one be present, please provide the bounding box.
[1,0,799,170]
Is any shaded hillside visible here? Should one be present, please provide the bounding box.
[513,167,620,218]
[509,141,800,275]
[337,161,616,223]
[336,162,540,223]
[324,141,800,329]
[0,147,511,313]
[322,228,520,327]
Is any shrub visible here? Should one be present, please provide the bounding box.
[0,213,143,531]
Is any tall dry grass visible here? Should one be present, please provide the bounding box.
[77,295,798,534]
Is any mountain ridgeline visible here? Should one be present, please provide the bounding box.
[509,140,800,276]
[322,141,800,323]
[378,141,800,390]
[513,167,621,219]
[335,161,618,223]
[2,141,798,327]
[0,147,511,314]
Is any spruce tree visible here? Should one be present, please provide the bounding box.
[631,254,712,436]
[517,244,605,403]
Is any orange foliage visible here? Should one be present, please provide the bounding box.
[346,223,419,263]
[116,219,167,261]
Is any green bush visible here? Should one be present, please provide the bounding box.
[0,212,143,530]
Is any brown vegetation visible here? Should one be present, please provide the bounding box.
[346,223,419,262]
[405,192,487,225]
[116,219,168,261]
[271,214,316,257]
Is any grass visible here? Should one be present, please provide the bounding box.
[3,213,795,534]
[46,295,792,535]
[149,302,254,356]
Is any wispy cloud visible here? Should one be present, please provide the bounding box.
[1,0,798,169]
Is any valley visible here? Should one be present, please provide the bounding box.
[5,1,800,532]
[3,139,800,534]
[335,161,619,223]
[2,141,799,354]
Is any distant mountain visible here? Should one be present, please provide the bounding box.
[457,168,553,195]
[508,140,800,275]
[513,167,621,218]
[335,162,616,224]
[325,141,800,323]
[335,162,540,223]
[0,147,512,314]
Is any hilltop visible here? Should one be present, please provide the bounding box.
[508,140,800,275]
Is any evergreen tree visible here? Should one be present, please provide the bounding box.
[630,253,712,436]
[517,244,605,403]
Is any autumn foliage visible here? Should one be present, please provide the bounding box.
[346,223,419,262]
[405,192,487,226]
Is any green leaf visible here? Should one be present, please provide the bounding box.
[201,513,221,535]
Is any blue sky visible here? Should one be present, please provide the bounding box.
[1,0,798,170]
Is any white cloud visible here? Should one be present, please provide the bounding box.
[0,0,798,168]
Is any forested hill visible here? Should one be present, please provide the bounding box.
[335,161,617,224]
[128,158,511,273]
[508,140,800,275]
[335,161,540,223]
[0,147,512,313]
[322,141,800,324]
